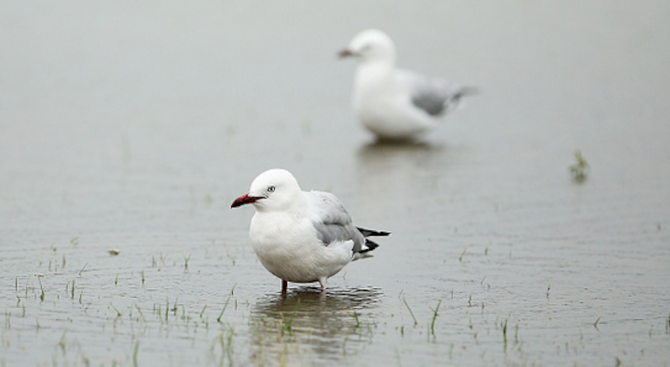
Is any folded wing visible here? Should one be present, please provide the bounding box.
[396,69,476,117]
[306,191,387,255]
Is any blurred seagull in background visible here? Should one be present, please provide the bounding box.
[339,29,476,140]
[231,169,389,292]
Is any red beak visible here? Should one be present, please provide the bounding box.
[231,194,262,208]
[338,48,355,58]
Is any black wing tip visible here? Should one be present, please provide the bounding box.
[456,86,480,98]
[357,227,391,237]
[359,239,380,253]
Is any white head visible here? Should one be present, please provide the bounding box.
[231,169,304,212]
[339,29,396,66]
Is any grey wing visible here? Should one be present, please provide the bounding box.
[396,69,474,116]
[305,191,366,253]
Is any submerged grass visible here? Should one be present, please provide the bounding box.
[58,331,67,353]
[429,300,441,335]
[110,303,122,318]
[78,263,88,276]
[514,323,519,344]
[278,311,295,338]
[133,341,140,367]
[216,326,235,367]
[217,295,232,323]
[4,311,10,330]
[37,279,45,302]
[279,299,300,338]
[184,254,192,271]
[459,246,467,262]
[502,318,508,348]
[345,310,360,328]
[216,285,237,323]
[402,297,418,326]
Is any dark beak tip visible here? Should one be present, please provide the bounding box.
[231,194,261,208]
[230,194,248,208]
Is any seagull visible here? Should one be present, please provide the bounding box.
[339,29,476,140]
[231,169,389,292]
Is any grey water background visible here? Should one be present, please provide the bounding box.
[1,1,669,366]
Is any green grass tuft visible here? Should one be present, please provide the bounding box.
[569,150,590,183]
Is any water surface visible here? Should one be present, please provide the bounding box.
[1,1,669,366]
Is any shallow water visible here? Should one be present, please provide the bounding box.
[1,1,670,366]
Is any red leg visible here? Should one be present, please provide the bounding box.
[281,280,288,292]
[318,278,326,292]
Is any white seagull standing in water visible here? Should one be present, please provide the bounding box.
[231,169,389,292]
[339,29,476,140]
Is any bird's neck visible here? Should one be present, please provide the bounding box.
[359,55,395,72]
[355,62,396,101]
[256,192,308,217]
[356,60,394,85]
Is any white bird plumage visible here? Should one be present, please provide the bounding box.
[231,169,389,291]
[340,29,475,140]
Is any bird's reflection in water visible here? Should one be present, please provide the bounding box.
[248,287,383,366]
[355,140,449,201]
[357,139,445,167]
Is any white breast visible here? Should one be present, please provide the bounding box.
[249,212,352,283]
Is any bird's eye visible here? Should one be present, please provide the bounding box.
[267,186,275,193]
